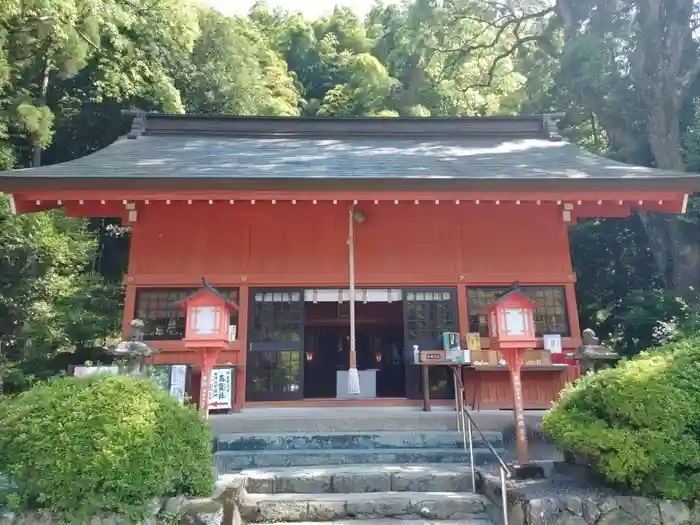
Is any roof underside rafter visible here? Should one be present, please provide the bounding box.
[1,113,696,218]
[10,193,687,223]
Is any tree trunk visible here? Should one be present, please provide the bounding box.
[0,344,6,397]
[617,0,700,295]
[639,105,700,295]
[31,57,52,168]
[648,106,685,171]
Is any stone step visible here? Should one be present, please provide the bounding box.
[214,430,503,452]
[210,408,464,434]
[242,464,478,494]
[238,490,494,522]
[215,447,502,472]
[259,520,493,524]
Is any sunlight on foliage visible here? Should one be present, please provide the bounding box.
[0,375,213,522]
[543,337,700,500]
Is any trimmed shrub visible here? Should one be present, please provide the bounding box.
[0,375,213,522]
[542,336,700,500]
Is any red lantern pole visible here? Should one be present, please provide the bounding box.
[503,347,529,466]
[199,348,220,419]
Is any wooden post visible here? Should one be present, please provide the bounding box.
[421,365,431,412]
[347,204,360,394]
[199,348,220,419]
[456,286,469,406]
[234,286,250,412]
[122,285,137,337]
[564,282,581,345]
[503,348,529,465]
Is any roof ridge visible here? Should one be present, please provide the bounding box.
[122,112,559,141]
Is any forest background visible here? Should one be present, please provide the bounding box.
[1,0,698,393]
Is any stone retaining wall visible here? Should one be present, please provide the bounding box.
[511,495,699,525]
[0,486,240,525]
[479,470,700,525]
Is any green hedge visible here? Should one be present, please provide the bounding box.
[542,336,700,500]
[0,375,213,522]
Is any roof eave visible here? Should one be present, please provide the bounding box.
[2,176,700,192]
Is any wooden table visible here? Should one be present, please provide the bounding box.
[418,363,577,411]
[464,364,572,410]
[419,363,467,412]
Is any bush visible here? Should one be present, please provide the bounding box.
[0,375,213,522]
[542,336,700,500]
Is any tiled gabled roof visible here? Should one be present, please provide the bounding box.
[0,113,697,191]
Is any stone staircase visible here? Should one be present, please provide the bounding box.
[236,464,495,523]
[212,408,506,524]
[214,429,503,472]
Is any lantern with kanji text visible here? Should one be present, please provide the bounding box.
[177,278,239,417]
[483,284,543,478]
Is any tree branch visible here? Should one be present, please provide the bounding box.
[679,58,700,94]
[427,1,557,91]
[458,35,552,91]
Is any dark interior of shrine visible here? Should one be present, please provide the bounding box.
[303,301,406,398]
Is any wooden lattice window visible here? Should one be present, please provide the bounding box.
[246,350,302,401]
[467,286,570,337]
[250,290,303,343]
[135,287,239,340]
[405,290,457,344]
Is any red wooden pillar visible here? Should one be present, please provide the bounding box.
[456,284,470,405]
[564,281,581,342]
[198,348,220,418]
[122,284,137,337]
[503,348,529,465]
[234,286,249,413]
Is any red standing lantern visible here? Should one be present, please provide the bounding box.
[177,278,239,418]
[484,284,539,474]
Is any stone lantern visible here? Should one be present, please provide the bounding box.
[109,318,160,376]
[575,328,620,374]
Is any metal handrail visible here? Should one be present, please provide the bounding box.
[451,367,510,525]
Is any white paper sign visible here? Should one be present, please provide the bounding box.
[504,308,526,335]
[208,368,232,411]
[169,365,188,404]
[73,366,119,377]
[228,325,237,342]
[543,333,563,354]
[194,306,217,335]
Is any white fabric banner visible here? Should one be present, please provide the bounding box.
[169,365,188,404]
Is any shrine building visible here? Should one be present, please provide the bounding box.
[0,113,694,413]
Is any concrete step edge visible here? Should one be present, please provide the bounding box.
[215,448,506,473]
[254,518,493,525]
[238,490,493,522]
[241,463,478,476]
[215,430,503,438]
[242,491,489,501]
[241,463,481,494]
[215,447,505,457]
[213,431,503,449]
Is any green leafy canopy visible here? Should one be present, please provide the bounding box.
[0,375,213,522]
